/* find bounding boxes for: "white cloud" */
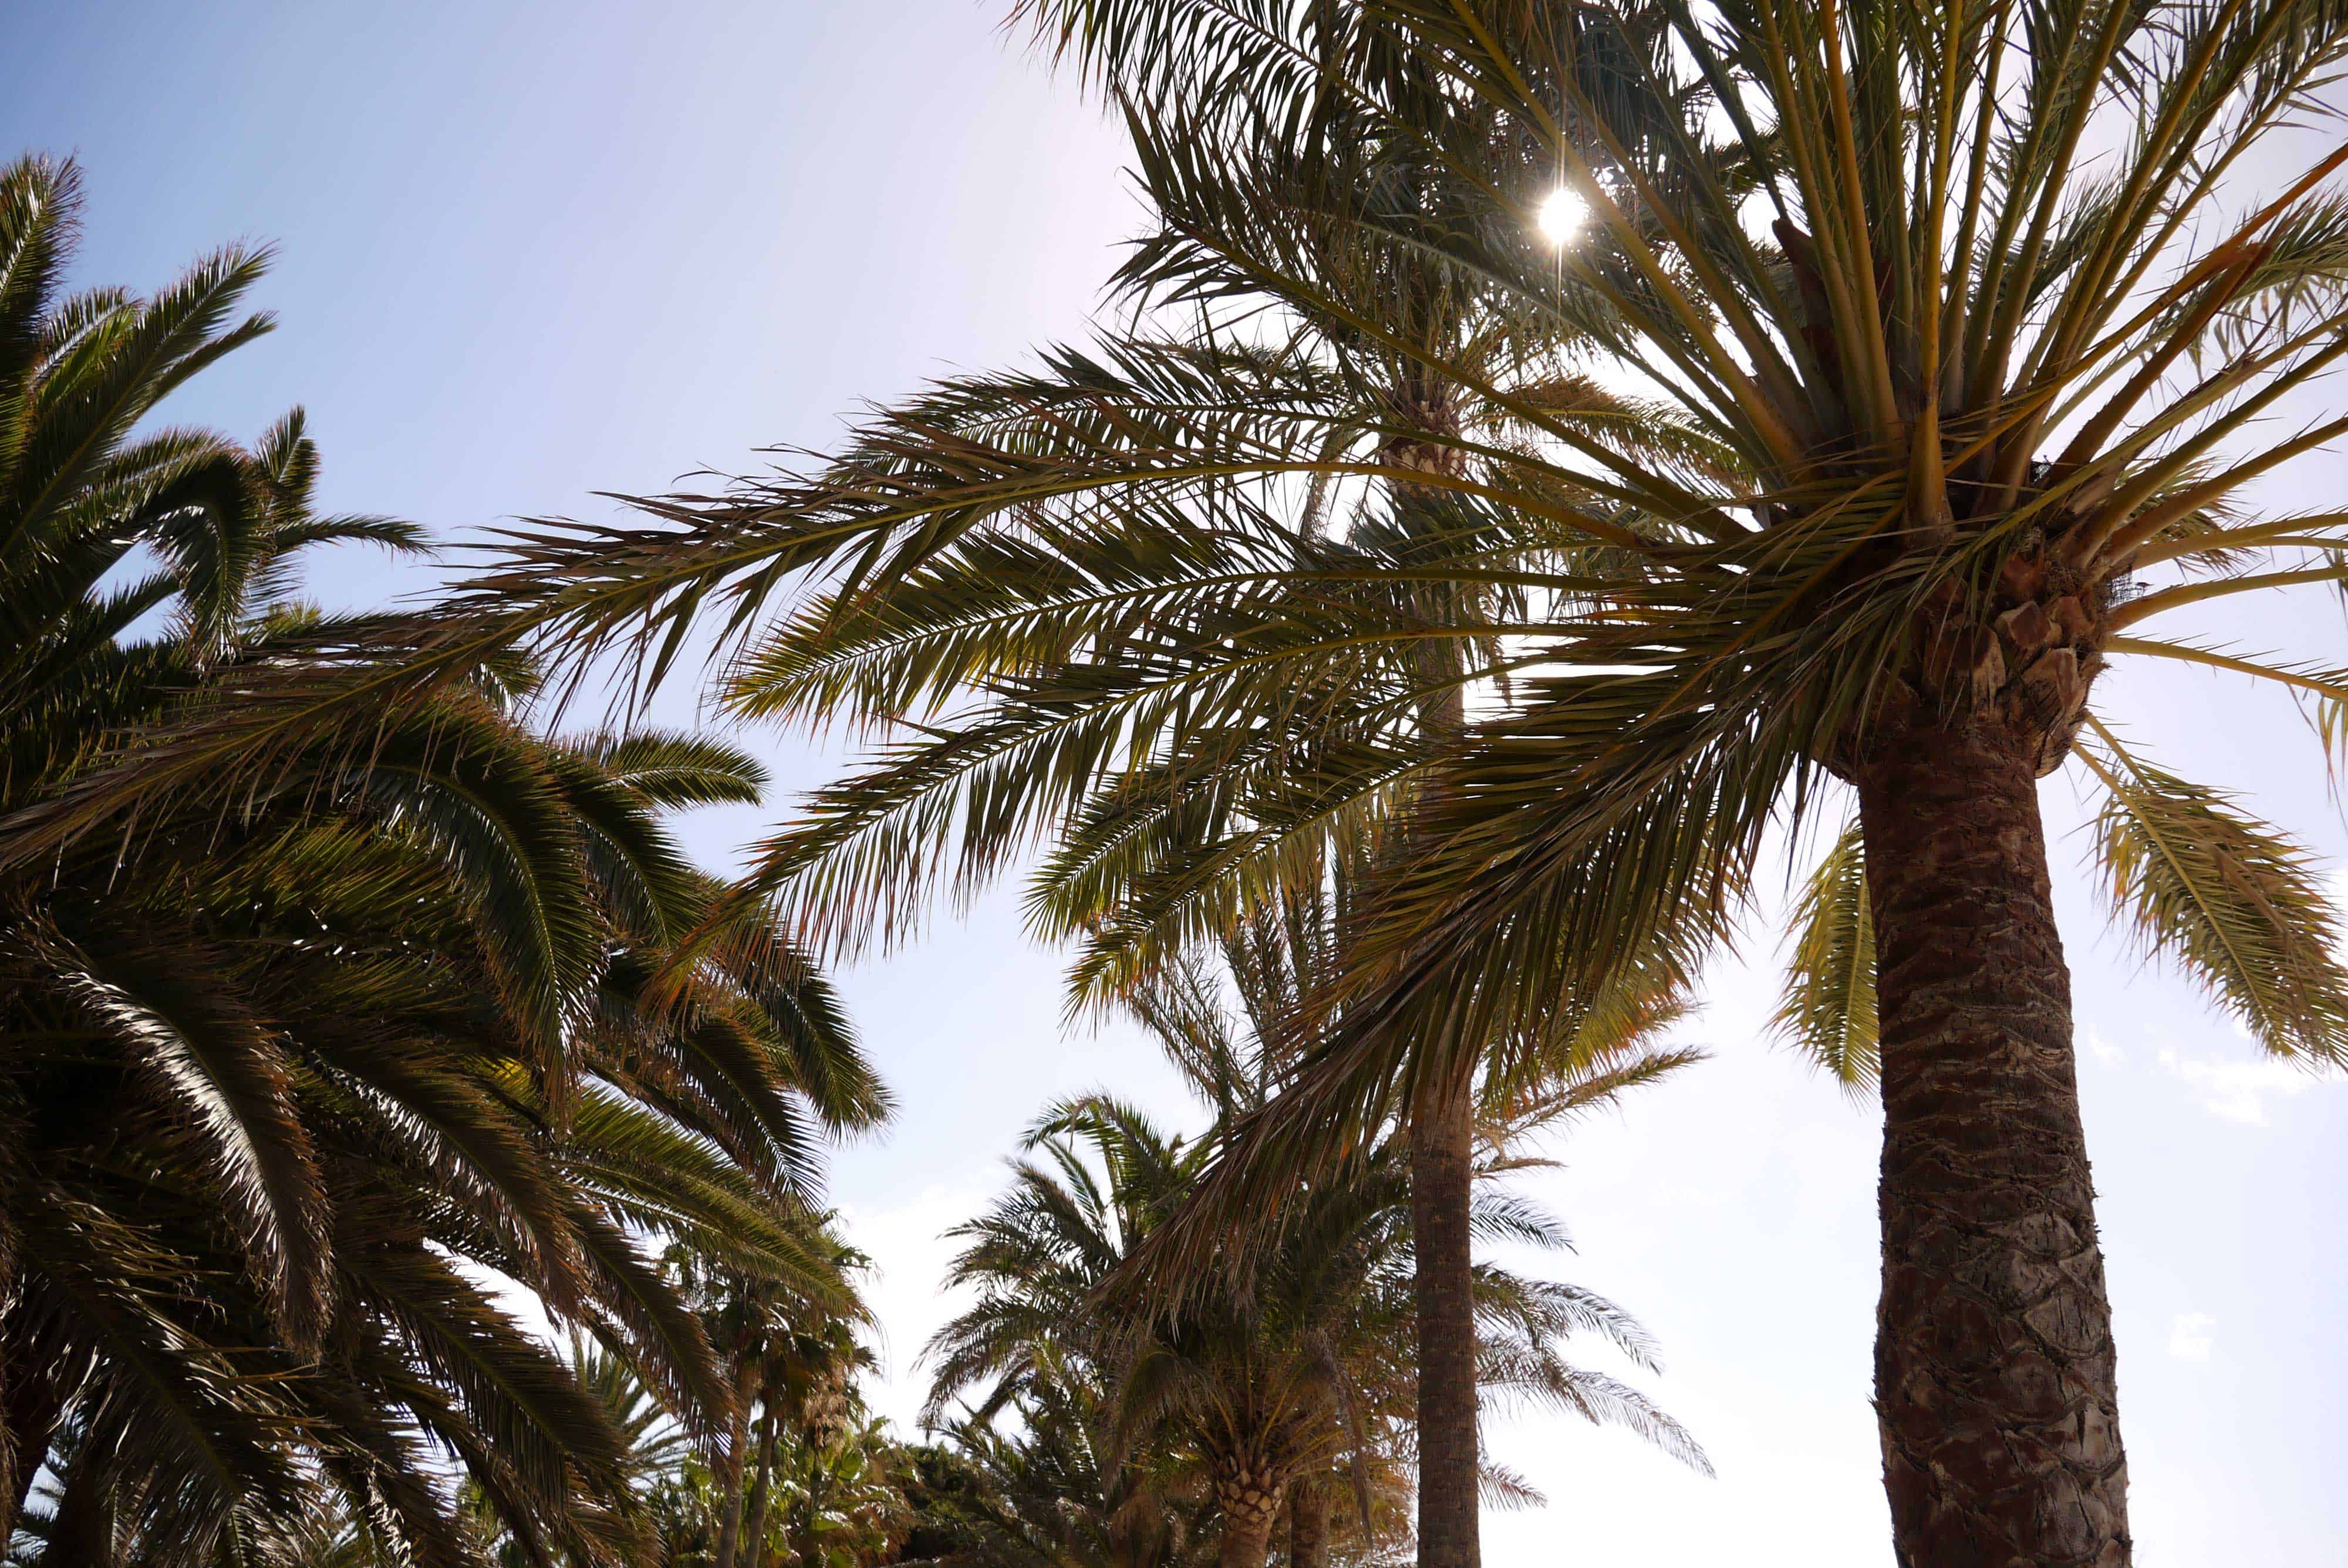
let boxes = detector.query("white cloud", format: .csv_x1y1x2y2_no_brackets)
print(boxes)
2169,1313,2217,1362
837,1182,996,1432
2086,1030,2125,1066
2157,1048,2326,1126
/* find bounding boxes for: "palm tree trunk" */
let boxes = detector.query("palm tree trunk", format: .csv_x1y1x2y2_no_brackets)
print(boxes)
1855,725,2130,1567
1399,513,1483,1568
1213,1468,1285,1568
740,1405,780,1568
712,1360,763,1568
713,1440,747,1568
1409,1079,1480,1568
1287,1475,1332,1568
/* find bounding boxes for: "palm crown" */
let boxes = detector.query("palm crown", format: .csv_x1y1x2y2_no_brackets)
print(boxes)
472,0,2348,1073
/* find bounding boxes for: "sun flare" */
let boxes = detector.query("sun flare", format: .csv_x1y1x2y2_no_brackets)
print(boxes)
1536,185,1585,246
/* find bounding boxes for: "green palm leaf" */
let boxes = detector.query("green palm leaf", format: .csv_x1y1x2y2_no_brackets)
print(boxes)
1772,819,1880,1094
2080,721,2348,1064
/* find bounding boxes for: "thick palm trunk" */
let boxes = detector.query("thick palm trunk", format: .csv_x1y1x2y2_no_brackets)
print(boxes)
1217,1510,1277,1568
1214,1467,1286,1568
1401,503,1482,1568
1855,725,2130,1567
1409,1080,1479,1568
1287,1476,1332,1568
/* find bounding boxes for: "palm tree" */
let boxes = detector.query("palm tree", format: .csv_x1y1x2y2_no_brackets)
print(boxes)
908,1374,1215,1568
669,1236,884,1568
930,895,1705,1568
760,1412,913,1568
4,702,879,1565
1121,858,1698,1568
1051,14,2348,1562
461,2,2348,1556
935,1096,1699,1568
0,152,888,1566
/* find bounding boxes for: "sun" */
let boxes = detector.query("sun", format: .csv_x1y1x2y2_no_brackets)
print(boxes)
1536,186,1585,247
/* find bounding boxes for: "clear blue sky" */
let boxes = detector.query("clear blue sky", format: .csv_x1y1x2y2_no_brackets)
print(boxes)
10,4,2343,1561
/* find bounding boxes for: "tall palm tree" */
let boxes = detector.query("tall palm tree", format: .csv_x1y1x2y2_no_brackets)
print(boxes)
936,1096,1703,1568
1057,13,2348,1564
0,151,888,1566
456,2,2348,1558
1117,856,1698,1568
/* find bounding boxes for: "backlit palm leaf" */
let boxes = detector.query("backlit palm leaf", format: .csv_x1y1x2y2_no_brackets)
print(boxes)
2081,721,2348,1063
1773,820,1880,1094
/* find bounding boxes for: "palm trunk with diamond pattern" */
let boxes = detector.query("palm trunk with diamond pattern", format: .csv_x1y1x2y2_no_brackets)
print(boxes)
1857,724,2130,1567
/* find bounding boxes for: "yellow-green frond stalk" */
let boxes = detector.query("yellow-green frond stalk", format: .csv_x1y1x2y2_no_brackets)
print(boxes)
1772,820,1878,1096
2081,725,2348,1067
2312,682,2348,785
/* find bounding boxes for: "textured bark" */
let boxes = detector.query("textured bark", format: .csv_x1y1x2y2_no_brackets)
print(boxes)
1394,380,1480,1568
1409,1081,1480,1568
1288,1476,1332,1568
1214,1466,1286,1568
1857,725,2130,1567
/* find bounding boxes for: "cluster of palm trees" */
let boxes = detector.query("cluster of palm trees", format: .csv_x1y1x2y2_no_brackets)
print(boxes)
458,3,2348,1563
539,1275,912,1568
917,871,1706,1568
0,154,885,1566
12,0,2348,1562
0,131,1687,1568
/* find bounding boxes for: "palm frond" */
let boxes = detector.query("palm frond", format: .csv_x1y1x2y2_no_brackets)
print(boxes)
2080,720,2348,1063
1772,817,1880,1094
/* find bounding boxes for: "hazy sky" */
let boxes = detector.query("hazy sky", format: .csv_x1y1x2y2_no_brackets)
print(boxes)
9,4,2343,1562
